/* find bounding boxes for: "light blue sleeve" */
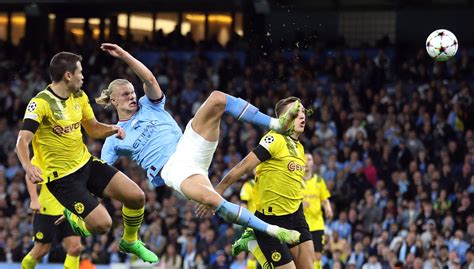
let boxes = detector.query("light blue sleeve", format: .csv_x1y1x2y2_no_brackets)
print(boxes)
101,138,119,165
139,94,166,111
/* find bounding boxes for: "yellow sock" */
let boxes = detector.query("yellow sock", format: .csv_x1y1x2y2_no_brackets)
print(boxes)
64,254,80,269
314,259,322,269
250,244,273,268
122,206,144,242
21,253,37,269
246,255,257,269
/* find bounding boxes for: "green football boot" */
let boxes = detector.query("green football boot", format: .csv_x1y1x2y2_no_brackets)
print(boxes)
119,239,159,263
277,100,300,135
275,227,301,244
232,228,256,256
63,208,91,237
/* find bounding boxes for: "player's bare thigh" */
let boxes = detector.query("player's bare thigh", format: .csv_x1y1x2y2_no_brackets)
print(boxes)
102,171,145,209
191,91,227,142
179,174,224,208
289,240,315,269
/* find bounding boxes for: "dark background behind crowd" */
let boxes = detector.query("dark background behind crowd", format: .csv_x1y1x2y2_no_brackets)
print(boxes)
0,25,473,269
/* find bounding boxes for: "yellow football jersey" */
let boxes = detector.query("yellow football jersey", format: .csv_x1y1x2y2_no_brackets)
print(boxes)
303,174,331,231
240,179,257,213
254,131,306,216
38,184,64,216
23,85,94,183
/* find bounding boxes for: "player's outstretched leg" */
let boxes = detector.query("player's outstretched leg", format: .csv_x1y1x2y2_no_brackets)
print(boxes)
181,176,301,245
223,94,300,135
215,200,301,245
192,91,300,143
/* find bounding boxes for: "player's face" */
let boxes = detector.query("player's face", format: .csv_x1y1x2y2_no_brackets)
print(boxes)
293,103,306,134
112,83,137,114
67,61,84,92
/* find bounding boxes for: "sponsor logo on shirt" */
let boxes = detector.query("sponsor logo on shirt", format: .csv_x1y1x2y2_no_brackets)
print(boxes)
287,160,306,172
52,122,81,135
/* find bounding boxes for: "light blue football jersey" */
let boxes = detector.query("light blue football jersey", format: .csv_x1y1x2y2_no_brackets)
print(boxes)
101,95,182,186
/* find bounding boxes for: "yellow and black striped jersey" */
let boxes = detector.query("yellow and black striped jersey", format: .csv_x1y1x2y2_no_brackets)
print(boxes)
303,174,331,231
23,85,94,183
253,131,306,216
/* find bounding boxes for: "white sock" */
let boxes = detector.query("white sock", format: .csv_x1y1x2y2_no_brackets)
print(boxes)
248,240,258,252
266,224,279,237
269,118,280,130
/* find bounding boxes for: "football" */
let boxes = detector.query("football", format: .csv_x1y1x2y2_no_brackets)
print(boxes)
426,29,458,61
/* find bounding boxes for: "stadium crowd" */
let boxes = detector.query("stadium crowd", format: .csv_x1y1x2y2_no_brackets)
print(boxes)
0,32,473,269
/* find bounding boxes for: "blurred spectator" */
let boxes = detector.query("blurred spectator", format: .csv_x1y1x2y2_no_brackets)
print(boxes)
160,244,182,269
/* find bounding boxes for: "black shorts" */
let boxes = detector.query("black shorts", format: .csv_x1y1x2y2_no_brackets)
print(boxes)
311,230,324,252
46,157,118,218
33,213,76,243
254,204,313,267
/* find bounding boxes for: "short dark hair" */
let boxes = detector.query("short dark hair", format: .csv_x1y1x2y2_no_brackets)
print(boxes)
49,52,82,82
274,96,301,117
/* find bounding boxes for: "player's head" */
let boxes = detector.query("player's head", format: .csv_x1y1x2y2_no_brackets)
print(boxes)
96,79,137,114
49,52,83,92
275,96,306,134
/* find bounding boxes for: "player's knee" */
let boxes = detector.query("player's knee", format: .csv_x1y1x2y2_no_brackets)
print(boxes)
201,191,222,208
207,91,226,110
128,188,145,208
93,216,112,234
31,244,51,259
67,243,82,256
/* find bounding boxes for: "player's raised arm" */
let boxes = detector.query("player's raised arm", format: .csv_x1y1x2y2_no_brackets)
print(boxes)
100,43,163,101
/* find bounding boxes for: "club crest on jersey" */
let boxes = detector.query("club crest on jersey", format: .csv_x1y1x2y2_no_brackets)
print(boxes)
35,232,44,240
264,135,275,144
271,251,281,262
27,102,37,112
74,202,85,214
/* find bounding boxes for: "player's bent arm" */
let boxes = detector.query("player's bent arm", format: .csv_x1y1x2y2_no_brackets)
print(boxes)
105,43,162,100
17,121,44,183
322,199,333,219
25,177,41,211
215,152,261,195
122,52,162,101
82,118,124,139
16,130,35,171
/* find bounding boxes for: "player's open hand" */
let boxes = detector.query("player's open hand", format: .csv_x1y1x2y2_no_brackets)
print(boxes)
100,43,127,58
195,203,214,218
25,164,43,183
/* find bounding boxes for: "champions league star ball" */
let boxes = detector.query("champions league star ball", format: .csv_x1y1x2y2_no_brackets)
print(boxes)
426,29,458,61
